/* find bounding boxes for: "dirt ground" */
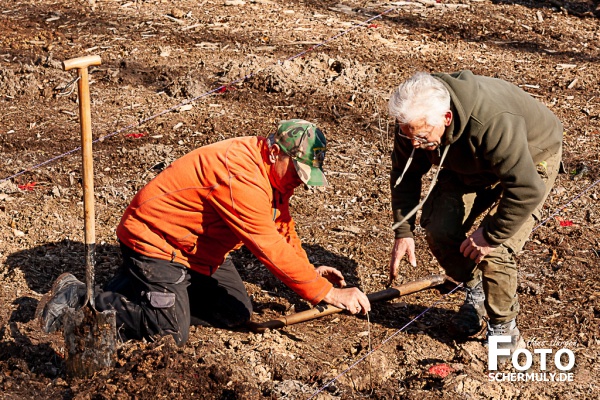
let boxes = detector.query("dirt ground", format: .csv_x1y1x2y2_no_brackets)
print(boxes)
1,0,599,398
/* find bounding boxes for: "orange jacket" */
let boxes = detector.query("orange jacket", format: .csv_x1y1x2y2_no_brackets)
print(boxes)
116,136,332,304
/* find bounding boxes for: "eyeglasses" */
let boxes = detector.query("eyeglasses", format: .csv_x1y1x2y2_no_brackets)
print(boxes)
396,131,430,144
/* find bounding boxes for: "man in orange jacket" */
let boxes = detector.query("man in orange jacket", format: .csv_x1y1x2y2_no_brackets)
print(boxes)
38,119,371,345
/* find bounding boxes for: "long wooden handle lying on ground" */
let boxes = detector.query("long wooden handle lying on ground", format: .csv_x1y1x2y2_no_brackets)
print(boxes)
248,274,446,333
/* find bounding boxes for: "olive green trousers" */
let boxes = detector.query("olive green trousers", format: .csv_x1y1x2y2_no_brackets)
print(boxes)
420,149,561,324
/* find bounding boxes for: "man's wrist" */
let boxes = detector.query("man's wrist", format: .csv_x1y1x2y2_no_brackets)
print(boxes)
481,229,501,246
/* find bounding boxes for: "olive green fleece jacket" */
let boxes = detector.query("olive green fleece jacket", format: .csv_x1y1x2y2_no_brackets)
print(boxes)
391,70,563,246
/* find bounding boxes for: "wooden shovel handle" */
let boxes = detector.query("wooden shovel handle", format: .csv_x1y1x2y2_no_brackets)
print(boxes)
63,55,102,307
248,274,446,333
63,55,102,71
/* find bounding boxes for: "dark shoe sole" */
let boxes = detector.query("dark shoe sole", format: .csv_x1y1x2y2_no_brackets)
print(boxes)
35,273,83,333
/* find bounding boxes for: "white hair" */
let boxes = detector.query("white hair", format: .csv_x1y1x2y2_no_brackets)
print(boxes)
388,72,451,126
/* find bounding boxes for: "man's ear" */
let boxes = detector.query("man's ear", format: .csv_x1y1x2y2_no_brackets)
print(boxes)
444,111,453,126
268,144,281,164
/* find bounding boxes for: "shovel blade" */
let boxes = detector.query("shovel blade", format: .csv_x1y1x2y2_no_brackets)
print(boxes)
63,305,117,378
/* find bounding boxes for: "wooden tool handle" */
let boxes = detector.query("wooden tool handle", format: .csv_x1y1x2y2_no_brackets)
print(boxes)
248,274,446,333
64,55,102,307
63,55,102,71
366,274,447,303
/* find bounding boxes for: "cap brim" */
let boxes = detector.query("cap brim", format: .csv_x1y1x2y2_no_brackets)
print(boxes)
293,160,328,187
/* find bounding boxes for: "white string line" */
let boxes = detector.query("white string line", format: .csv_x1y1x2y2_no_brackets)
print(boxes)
531,175,600,233
307,282,464,399
0,6,400,185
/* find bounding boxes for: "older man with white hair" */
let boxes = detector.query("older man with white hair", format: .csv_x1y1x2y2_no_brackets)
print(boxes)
387,71,562,352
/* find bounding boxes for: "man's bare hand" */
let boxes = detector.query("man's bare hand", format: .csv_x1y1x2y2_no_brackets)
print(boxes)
315,265,346,288
389,237,417,284
460,227,497,263
323,287,371,315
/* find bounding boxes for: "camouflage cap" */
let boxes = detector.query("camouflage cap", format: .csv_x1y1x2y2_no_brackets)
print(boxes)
273,119,328,186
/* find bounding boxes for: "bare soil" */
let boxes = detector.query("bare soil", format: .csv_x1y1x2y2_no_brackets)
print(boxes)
1,0,599,398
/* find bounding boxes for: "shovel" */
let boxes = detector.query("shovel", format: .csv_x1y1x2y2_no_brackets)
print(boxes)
60,55,117,378
248,274,446,333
